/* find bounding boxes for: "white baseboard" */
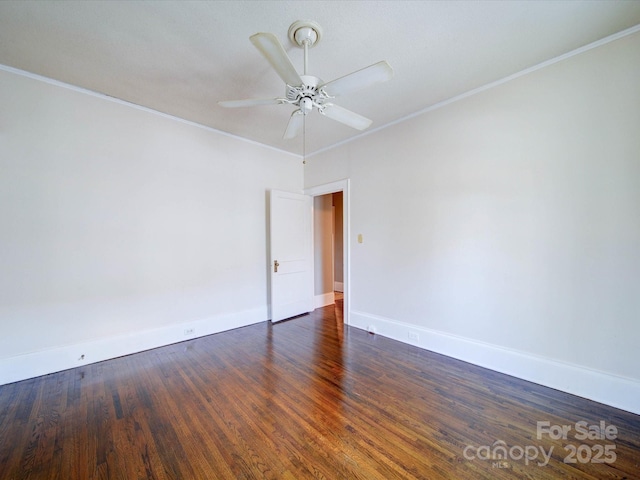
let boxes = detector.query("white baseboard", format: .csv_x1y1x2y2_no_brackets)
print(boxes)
351,310,640,416
0,307,268,386
315,292,335,309
334,282,344,293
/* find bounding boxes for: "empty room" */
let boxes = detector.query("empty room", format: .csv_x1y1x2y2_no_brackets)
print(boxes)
1,1,639,479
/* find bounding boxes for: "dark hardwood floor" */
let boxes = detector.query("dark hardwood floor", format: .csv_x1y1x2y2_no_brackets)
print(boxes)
1,300,639,479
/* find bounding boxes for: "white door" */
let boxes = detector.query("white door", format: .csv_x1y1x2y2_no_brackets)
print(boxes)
270,189,314,322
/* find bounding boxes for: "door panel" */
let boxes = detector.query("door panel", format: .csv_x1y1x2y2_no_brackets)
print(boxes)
270,190,314,322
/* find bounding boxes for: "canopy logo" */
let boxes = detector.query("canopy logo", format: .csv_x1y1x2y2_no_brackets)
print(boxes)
463,440,553,467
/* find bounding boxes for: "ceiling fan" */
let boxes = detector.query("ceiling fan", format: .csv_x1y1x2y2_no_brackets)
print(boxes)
219,20,394,140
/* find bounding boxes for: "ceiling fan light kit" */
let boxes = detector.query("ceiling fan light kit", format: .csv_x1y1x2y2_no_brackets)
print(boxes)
219,20,393,141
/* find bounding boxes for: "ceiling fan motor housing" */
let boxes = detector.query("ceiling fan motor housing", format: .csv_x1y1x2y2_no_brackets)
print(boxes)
285,75,329,113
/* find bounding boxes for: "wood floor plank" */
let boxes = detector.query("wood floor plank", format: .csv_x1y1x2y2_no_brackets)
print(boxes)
1,302,639,479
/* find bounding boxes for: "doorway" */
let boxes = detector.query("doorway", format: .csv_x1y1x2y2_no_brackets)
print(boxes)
313,192,343,314
305,179,350,325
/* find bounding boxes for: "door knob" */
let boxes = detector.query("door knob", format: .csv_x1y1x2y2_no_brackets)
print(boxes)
274,260,279,273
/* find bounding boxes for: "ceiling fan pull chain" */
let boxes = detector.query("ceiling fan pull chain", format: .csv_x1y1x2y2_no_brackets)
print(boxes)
302,114,306,165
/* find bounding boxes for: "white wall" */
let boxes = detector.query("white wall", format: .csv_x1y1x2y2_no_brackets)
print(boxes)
0,68,302,383
305,32,640,414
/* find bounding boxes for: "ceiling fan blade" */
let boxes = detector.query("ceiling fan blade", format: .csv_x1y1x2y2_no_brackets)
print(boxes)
218,98,285,108
250,33,302,87
320,104,372,131
320,61,393,97
283,110,305,139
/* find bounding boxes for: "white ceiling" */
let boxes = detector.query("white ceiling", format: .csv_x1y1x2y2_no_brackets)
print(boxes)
1,1,640,156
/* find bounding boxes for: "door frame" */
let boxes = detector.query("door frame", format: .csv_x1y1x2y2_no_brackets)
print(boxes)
305,179,350,325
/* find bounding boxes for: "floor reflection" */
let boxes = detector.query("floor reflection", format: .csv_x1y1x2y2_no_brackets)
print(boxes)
261,293,348,452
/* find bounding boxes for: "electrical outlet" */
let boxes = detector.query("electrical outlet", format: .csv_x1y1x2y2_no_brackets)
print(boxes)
408,332,419,341
184,328,195,336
